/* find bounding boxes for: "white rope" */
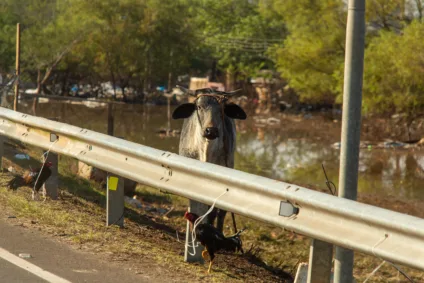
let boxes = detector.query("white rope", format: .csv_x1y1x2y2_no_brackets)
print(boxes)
186,189,228,256
371,233,388,257
32,140,58,200
365,233,415,283
363,261,386,283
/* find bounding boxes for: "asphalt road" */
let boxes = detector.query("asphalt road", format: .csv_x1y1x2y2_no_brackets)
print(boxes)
0,217,148,283
0,257,47,283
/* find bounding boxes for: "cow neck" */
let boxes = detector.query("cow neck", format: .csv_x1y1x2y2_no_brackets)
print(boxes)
195,94,229,167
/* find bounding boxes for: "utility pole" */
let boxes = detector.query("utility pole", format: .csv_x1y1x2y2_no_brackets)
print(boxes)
335,0,366,282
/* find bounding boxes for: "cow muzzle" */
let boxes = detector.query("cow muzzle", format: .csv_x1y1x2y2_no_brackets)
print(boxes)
203,127,219,140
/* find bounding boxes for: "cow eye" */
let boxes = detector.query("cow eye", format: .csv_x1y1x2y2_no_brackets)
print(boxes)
197,105,202,110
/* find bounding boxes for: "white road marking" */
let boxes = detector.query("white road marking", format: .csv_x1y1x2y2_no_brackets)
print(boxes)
0,246,72,283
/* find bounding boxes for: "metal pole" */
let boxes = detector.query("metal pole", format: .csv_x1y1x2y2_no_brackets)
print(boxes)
13,23,20,111
334,0,366,282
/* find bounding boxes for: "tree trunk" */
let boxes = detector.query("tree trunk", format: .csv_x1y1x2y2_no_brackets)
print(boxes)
36,69,42,95
168,72,172,92
31,97,38,116
168,49,173,91
211,60,217,82
62,71,69,96
225,69,235,91
110,69,117,100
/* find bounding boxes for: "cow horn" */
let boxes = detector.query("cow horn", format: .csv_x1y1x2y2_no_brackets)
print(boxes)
194,88,214,95
176,85,196,96
219,89,242,97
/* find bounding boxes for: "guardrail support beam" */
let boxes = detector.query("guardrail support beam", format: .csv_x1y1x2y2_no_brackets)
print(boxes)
307,239,333,283
184,200,208,262
106,173,124,227
43,118,60,200
43,150,59,200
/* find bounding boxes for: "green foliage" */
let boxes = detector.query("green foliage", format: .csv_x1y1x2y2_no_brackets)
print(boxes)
271,0,346,103
194,0,285,80
366,0,405,31
0,1,18,72
362,21,424,116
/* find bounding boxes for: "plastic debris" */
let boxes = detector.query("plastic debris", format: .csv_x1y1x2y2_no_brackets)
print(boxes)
18,253,32,259
14,154,30,160
157,208,167,215
267,117,280,125
383,141,407,148
144,206,155,212
331,142,341,149
124,196,142,209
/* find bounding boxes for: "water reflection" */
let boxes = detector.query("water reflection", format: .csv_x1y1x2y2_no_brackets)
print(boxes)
18,101,424,200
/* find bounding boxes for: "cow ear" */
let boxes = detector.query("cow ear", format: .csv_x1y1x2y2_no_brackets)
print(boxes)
172,103,196,119
224,103,247,120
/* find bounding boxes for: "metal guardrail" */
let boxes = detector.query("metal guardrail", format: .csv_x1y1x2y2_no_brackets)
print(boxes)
0,107,423,271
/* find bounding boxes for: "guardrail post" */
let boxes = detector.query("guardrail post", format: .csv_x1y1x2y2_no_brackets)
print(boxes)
43,150,58,200
43,118,59,200
105,124,124,228
335,0,366,282
184,200,208,262
307,239,333,283
106,173,124,227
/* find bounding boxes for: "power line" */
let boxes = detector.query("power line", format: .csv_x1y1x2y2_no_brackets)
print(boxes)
196,33,284,43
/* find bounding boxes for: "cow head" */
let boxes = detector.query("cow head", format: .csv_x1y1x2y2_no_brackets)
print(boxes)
172,89,246,140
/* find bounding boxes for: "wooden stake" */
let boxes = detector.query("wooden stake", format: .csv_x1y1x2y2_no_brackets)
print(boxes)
13,23,20,111
107,103,114,136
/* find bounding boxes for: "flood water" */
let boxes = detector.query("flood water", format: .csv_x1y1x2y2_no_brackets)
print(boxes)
18,100,424,201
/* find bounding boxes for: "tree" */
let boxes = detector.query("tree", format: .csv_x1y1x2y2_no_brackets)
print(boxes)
362,21,424,139
0,1,18,73
193,0,285,89
366,0,405,31
2,0,93,94
271,0,346,103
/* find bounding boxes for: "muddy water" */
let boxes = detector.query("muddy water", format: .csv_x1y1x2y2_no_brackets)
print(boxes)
19,100,424,201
